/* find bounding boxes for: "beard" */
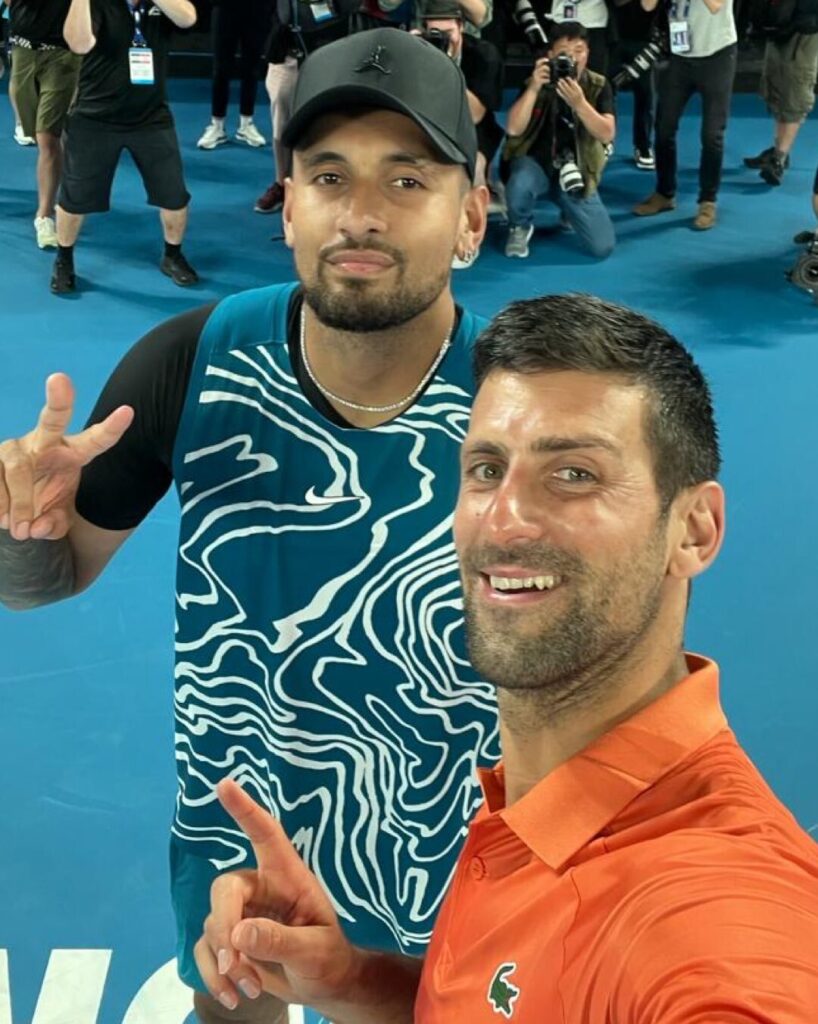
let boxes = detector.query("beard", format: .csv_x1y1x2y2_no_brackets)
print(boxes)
460,530,667,715
298,243,451,333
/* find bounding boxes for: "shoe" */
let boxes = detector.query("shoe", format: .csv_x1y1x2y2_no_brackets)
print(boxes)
50,258,75,294
452,247,480,270
34,216,58,249
14,123,36,146
793,229,817,245
633,192,676,216
743,146,790,170
197,121,228,149
505,225,534,259
254,181,285,213
760,155,786,186
634,148,655,170
160,251,199,287
693,201,717,230
236,122,267,148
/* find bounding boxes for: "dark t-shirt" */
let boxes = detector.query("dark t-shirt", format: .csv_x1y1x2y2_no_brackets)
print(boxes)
527,75,614,174
72,0,174,126
76,294,463,530
461,35,504,112
9,0,72,47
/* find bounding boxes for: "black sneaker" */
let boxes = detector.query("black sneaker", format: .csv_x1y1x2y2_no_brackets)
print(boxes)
50,258,76,294
160,251,199,287
744,146,775,169
794,229,817,245
760,156,785,186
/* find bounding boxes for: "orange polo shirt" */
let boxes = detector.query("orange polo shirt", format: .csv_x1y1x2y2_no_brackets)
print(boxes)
416,655,818,1022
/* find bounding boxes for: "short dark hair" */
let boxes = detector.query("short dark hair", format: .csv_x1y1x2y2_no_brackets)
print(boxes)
472,294,721,509
548,21,589,46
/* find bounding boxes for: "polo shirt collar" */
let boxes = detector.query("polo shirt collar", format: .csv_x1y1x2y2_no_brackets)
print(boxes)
477,654,727,871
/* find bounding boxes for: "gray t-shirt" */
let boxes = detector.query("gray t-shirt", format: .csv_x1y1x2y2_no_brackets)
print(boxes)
671,0,736,58
549,0,609,28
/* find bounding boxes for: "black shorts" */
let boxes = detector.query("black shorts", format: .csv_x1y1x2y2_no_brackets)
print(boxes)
58,112,191,214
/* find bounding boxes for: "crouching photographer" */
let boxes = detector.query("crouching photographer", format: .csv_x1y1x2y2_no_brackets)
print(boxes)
503,22,616,260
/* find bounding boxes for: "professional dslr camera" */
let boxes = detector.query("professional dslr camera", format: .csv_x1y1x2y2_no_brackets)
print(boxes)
420,27,452,52
548,52,578,82
786,231,818,304
612,16,670,88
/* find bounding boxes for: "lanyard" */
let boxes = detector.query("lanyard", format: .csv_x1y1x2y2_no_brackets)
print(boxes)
672,0,691,18
128,0,147,47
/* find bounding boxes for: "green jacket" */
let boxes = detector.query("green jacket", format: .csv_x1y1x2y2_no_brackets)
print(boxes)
504,69,611,197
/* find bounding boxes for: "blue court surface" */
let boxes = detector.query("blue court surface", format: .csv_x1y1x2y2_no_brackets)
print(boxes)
0,76,816,1024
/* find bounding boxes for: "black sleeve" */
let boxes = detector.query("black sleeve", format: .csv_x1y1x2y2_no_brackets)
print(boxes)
75,303,216,531
594,79,615,116
462,37,504,111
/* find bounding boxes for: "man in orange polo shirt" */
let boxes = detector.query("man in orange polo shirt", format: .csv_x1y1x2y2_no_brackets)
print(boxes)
192,294,818,1023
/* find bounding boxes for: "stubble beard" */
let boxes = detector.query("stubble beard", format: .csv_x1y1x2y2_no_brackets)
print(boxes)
461,532,667,723
300,255,451,334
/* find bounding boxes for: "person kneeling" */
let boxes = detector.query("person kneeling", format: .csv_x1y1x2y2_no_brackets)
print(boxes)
504,22,616,260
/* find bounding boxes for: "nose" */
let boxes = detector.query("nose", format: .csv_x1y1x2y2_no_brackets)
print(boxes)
335,180,388,239
482,471,546,545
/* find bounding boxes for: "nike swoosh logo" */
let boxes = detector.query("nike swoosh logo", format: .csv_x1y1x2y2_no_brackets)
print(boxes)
304,486,365,506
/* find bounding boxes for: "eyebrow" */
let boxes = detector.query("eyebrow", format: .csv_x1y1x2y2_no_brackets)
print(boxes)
299,150,439,171
462,436,622,459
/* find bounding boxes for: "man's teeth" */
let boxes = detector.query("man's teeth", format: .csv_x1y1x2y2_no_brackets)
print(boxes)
488,574,559,592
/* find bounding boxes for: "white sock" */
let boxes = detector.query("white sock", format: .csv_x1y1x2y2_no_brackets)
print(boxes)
212,116,225,129
240,115,254,130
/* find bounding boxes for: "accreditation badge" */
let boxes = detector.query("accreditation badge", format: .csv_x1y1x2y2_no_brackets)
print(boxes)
128,46,155,85
669,20,691,53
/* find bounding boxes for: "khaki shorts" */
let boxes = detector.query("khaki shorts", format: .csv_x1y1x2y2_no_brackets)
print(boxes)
10,47,81,138
760,33,818,123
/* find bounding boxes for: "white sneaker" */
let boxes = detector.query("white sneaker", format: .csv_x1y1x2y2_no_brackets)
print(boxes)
236,121,267,148
505,225,534,259
452,247,480,270
34,216,58,249
197,122,228,149
14,123,36,146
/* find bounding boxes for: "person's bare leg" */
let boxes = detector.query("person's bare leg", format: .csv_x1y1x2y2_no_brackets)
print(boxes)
160,205,188,244
774,118,802,157
55,206,84,246
812,190,818,222
36,132,62,219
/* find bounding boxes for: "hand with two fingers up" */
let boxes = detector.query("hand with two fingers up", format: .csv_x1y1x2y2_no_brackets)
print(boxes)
0,372,133,542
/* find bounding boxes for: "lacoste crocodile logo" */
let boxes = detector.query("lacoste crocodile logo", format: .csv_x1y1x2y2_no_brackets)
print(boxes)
488,962,520,1018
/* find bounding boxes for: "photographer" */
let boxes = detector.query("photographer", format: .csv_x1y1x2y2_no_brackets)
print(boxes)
742,0,818,186
53,0,199,294
416,0,493,36
420,0,504,256
612,0,659,168
503,21,616,260
633,0,737,230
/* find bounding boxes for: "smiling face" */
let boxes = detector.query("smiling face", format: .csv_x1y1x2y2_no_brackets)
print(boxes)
283,108,483,333
455,369,676,695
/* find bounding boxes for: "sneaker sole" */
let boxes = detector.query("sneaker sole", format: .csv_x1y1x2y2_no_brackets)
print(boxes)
197,137,228,150
236,135,266,148
254,204,282,214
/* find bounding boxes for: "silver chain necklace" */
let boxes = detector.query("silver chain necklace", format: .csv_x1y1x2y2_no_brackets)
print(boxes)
299,309,452,414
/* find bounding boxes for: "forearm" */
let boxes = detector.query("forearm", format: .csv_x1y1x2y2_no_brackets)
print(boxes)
314,950,421,1024
459,0,489,28
576,102,615,144
0,534,76,611
641,0,660,10
506,89,538,136
63,0,95,54
467,88,487,124
700,0,724,13
153,0,197,29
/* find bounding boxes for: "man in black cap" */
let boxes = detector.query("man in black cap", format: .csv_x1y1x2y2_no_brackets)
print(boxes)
0,27,490,1024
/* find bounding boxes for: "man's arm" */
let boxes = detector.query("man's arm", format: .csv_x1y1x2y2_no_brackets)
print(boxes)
63,0,96,54
153,0,197,29
506,58,549,136
556,78,615,145
700,0,725,14
467,88,487,124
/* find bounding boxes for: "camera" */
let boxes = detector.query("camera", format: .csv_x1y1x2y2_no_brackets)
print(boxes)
786,232,818,304
612,20,670,88
420,27,452,52
549,53,578,82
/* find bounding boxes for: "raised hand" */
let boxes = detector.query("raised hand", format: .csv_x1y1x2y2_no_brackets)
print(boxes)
0,373,133,542
195,779,360,1014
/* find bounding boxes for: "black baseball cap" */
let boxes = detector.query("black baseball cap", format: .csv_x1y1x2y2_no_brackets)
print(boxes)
421,0,465,19
282,28,477,180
